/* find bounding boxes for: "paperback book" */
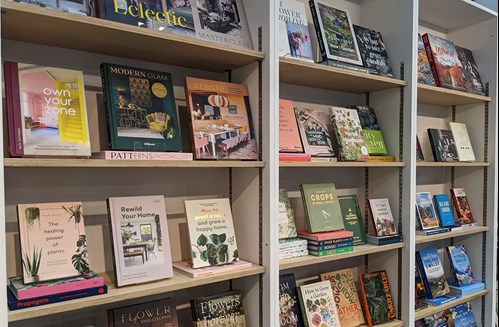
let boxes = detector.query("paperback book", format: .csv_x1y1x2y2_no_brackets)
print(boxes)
338,195,367,245
368,198,397,236
352,25,394,77
279,189,298,239
279,273,304,327
455,45,485,95
294,106,335,158
423,309,452,327
446,244,475,286
190,290,246,326
358,270,396,326
450,302,477,327
416,247,450,299
350,105,387,156
427,129,459,162
448,122,475,162
278,0,314,61
330,106,369,161
279,99,304,153
300,183,344,233
173,259,251,278
433,194,456,228
109,298,178,327
417,34,436,86
297,280,341,327
416,192,440,230
450,188,475,225
416,135,425,161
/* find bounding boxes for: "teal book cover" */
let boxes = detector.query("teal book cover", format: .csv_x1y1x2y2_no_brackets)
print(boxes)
338,195,366,245
300,183,344,233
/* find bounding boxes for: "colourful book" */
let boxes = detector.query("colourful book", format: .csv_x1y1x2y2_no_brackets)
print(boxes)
294,106,335,158
300,183,344,233
279,189,298,239
427,129,459,162
338,195,367,245
352,25,394,77
173,260,252,278
349,105,388,156
279,273,305,327
279,99,304,153
368,198,397,236
448,122,475,162
308,246,353,256
297,280,341,327
190,290,246,326
358,270,396,326
449,281,485,296
446,244,476,286
450,188,475,225
307,240,353,251
109,298,178,327
433,194,456,228
455,45,485,95
416,192,440,230
330,106,369,161
417,33,436,86
93,151,192,160
279,153,311,162
107,195,173,287
17,202,89,284
278,0,314,61
185,77,257,160
450,302,477,327
416,247,450,299
297,229,353,242
423,309,452,326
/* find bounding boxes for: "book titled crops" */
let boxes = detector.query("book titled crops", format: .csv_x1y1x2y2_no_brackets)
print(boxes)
297,281,341,327
101,63,181,152
279,99,303,153
449,122,475,162
107,195,173,287
358,270,396,326
427,129,459,162
278,0,314,61
450,188,475,225
446,244,476,286
17,202,88,284
330,107,369,161
417,34,436,86
279,189,298,239
109,298,178,327
279,273,304,327
416,192,440,230
352,25,394,77
190,290,246,327
416,247,450,299
338,195,366,245
294,106,335,158
368,198,397,237
350,105,387,156
433,194,456,228
300,183,344,233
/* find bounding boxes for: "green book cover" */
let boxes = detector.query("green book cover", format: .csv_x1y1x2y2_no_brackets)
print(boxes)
362,130,387,155
338,195,367,245
308,246,353,256
300,183,344,233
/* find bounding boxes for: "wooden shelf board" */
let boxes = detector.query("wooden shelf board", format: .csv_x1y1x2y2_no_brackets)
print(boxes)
280,161,406,168
416,226,489,244
417,161,490,167
279,57,406,93
360,320,404,327
414,290,488,320
8,264,265,322
3,158,265,168
417,84,491,106
0,1,264,72
279,243,405,270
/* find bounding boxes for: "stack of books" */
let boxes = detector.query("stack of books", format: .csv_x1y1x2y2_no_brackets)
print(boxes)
278,238,308,260
297,230,354,257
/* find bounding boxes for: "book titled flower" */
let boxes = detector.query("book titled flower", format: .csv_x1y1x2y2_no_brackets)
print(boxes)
416,247,450,299
279,273,304,327
191,290,246,327
358,270,396,326
297,280,341,327
415,192,440,230
446,244,476,286
368,198,397,236
109,298,178,327
330,107,369,161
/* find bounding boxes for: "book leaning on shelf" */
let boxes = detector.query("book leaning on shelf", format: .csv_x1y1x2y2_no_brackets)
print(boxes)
352,25,395,77
446,244,477,287
300,183,344,233
337,195,367,245
279,100,304,154
278,0,314,62
279,273,305,327
449,122,476,162
416,247,450,299
415,192,446,234
348,105,388,157
190,290,246,326
368,198,397,237
297,280,341,327
450,188,477,226
108,298,178,327
427,128,459,162
330,106,370,161
358,270,396,326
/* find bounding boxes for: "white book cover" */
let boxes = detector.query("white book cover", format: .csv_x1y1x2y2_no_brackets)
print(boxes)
298,280,341,327
107,195,173,287
449,122,475,162
278,0,314,61
184,198,239,268
369,198,397,236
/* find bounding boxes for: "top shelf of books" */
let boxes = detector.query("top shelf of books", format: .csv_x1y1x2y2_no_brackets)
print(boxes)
0,0,265,72
417,83,492,106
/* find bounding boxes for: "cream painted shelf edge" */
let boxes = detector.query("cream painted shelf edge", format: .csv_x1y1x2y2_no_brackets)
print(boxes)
417,83,492,106
280,162,406,168
415,226,489,244
416,162,490,167
414,290,489,320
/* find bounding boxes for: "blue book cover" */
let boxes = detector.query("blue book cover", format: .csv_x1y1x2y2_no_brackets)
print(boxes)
450,302,477,327
449,281,485,296
416,247,450,299
423,310,451,326
446,244,475,286
434,194,456,227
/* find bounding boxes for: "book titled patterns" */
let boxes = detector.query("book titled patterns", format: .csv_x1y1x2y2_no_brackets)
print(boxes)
416,192,440,230
446,244,476,286
433,194,456,228
278,0,314,61
450,188,475,225
368,198,397,236
352,25,394,77
455,45,485,95
300,183,344,233
416,247,450,299
448,122,475,162
417,34,436,86
279,189,298,239
350,105,388,155
279,273,304,327
297,280,341,327
279,99,303,153
190,290,246,327
338,195,367,245
427,129,459,162
358,270,396,326
330,107,369,161
450,302,477,327
109,298,178,327
294,106,335,158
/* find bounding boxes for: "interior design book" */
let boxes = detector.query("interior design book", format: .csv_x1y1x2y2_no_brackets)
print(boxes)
107,195,173,287
185,76,257,160
350,105,388,156
93,150,192,161
279,99,303,153
416,247,450,299
338,195,367,245
450,188,475,225
368,198,397,236
416,192,440,230
448,122,475,162
294,106,335,158
279,189,298,239
450,302,477,327
17,0,95,15
455,45,485,95
330,106,369,161
279,273,304,327
358,270,396,326
297,280,341,327
278,0,313,61
417,33,436,86
173,259,251,278
101,63,181,151
446,244,476,286
109,298,178,327
433,194,456,228
427,128,459,162
184,198,239,268
17,202,88,284
4,62,91,157
309,0,362,65
190,290,246,326
352,25,394,77
300,183,344,233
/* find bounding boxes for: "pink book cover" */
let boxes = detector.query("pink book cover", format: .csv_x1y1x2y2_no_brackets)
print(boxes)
297,229,353,241
4,61,24,156
173,259,252,278
279,153,311,162
279,99,303,153
93,151,193,161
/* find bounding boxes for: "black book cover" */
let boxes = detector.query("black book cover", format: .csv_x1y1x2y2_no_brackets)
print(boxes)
279,273,304,327
455,45,485,95
427,129,459,162
352,25,394,77
191,290,245,326
416,135,425,161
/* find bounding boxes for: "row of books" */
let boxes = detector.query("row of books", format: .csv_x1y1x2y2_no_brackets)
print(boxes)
423,125,476,163
416,302,478,327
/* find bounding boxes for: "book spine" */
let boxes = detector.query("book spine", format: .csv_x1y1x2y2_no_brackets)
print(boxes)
100,63,114,149
296,287,310,327
308,241,353,251
4,62,24,156
184,78,201,160
449,188,461,224
367,201,380,237
309,246,353,256
358,274,373,327
308,237,353,246
427,129,440,162
422,34,441,87
309,0,327,62
14,276,104,300
299,185,313,233
106,198,120,287
380,271,396,320
415,251,434,299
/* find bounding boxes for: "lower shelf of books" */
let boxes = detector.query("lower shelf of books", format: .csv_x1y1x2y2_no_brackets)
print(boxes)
359,320,405,327
414,289,488,320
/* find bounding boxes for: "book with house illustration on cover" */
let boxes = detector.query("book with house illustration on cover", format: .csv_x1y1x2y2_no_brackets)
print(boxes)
294,106,335,159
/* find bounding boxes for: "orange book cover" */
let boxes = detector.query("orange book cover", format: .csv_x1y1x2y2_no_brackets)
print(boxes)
279,99,303,153
358,273,373,326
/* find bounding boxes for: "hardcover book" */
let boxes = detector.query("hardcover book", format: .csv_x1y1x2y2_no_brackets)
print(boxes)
297,229,353,242
300,183,344,233
338,195,367,245
308,246,353,256
93,151,192,161
307,240,353,251
416,135,425,161
350,105,388,155
17,0,95,15
109,298,178,327
107,195,173,287
446,244,476,286
417,34,436,85
427,129,459,162
358,270,396,326
173,259,251,278
17,202,89,284
297,281,341,327
416,247,450,299
185,77,257,160
433,194,456,228
415,266,428,311
330,106,369,161
449,281,485,296
279,99,303,153
278,0,314,61
450,302,477,327
368,198,397,236
423,310,452,327
279,273,304,327
190,290,246,326
352,25,394,77
416,192,440,230
4,62,91,157
279,189,298,239
294,106,335,158
366,234,403,246
455,45,485,95
450,188,475,225
448,122,475,162
184,198,239,268
101,63,181,151
319,268,365,327
309,0,362,65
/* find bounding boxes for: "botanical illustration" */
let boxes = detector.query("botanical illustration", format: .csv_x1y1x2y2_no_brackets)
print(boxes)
353,25,394,77
279,292,300,327
305,296,340,327
361,275,390,324
192,233,238,266
22,247,42,283
278,189,297,239
330,107,368,161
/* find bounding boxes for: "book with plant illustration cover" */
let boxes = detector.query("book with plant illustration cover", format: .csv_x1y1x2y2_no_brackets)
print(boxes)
300,183,344,233
17,202,89,284
190,290,246,326
358,270,396,326
330,107,369,161
428,129,459,162
107,195,173,287
294,106,335,158
416,247,450,299
455,45,485,95
279,99,303,153
349,105,387,156
446,244,476,286
368,198,397,236
109,298,178,327
450,188,475,225
450,302,477,327
184,198,239,268
279,273,304,327
417,34,436,86
338,195,366,245
278,0,313,62
416,192,440,230
279,189,298,239
297,280,341,327
319,268,365,327
352,25,394,77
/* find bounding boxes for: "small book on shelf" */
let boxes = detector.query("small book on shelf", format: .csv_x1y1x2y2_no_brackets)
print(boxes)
448,281,485,296
417,34,436,86
352,25,394,77
416,247,450,299
448,122,476,162
433,194,456,228
446,244,476,286
450,302,478,326
190,290,246,326
300,183,344,233
337,195,367,245
294,106,335,159
415,192,441,230
108,298,178,327
416,135,425,161
348,105,388,156
455,45,485,95
297,229,353,242
450,188,476,226
279,99,304,153
427,128,459,162
92,151,193,161
279,273,305,327
297,280,341,327
358,270,396,326
368,198,397,237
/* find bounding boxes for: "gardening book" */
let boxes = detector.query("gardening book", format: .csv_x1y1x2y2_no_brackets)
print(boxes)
455,45,485,95
279,99,303,153
190,290,246,326
4,61,91,157
427,129,459,162
279,273,304,327
300,183,344,233
368,198,397,236
294,106,335,158
448,122,475,162
433,194,456,228
416,192,440,230
279,189,298,239
358,270,396,326
416,247,450,299
185,77,257,160
101,63,181,152
450,188,475,225
107,195,173,287
330,106,369,161
446,244,476,286
108,298,178,327
173,259,251,278
338,195,367,245
297,229,353,242
349,105,388,156
309,0,362,65
319,268,365,327
352,25,394,77
184,198,239,268
297,280,341,327
417,33,436,86
450,302,477,327
17,202,89,284
278,0,314,61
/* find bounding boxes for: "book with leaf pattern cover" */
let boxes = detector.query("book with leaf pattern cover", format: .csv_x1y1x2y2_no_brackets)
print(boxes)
358,270,396,326
349,105,387,156
330,107,369,161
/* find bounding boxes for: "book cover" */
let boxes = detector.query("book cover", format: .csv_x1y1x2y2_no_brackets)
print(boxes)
17,202,89,284
185,76,257,160
416,135,425,161
279,99,304,153
278,0,314,61
368,198,397,236
433,194,456,228
450,302,477,327
93,151,193,161
191,0,253,49
184,198,239,268
109,298,178,327
279,189,298,239
300,183,344,233
417,34,436,85
423,310,452,327
294,106,335,157
173,259,251,278
350,105,388,156
297,281,341,327
352,25,394,77
190,290,246,326
422,33,467,91
455,45,485,95
416,247,450,299
338,195,367,245
4,62,91,157
101,63,181,152
415,266,428,311
107,195,173,287
416,192,440,230
450,188,475,225
358,270,396,326
17,0,95,15
309,0,362,65
448,122,475,162
330,106,369,161
427,129,459,162
446,244,476,286
279,273,304,327
319,268,365,327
